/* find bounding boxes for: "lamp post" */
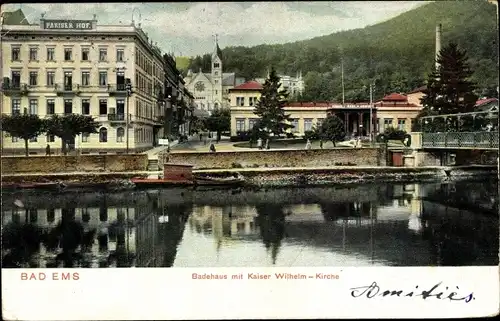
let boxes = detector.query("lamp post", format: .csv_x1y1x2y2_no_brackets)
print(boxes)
369,83,373,143
125,79,132,154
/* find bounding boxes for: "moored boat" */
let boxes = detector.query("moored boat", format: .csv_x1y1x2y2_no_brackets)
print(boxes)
194,174,245,187
130,177,194,189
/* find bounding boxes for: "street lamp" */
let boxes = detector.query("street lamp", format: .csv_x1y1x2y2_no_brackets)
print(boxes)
125,79,132,154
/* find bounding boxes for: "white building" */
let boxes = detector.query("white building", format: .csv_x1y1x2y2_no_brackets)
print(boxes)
1,10,168,154
255,71,305,98
183,39,245,115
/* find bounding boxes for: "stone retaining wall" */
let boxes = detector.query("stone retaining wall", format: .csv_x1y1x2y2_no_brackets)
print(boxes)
1,154,148,174
166,148,386,169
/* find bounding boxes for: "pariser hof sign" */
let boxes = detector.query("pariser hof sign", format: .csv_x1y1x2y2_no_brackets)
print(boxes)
43,20,93,30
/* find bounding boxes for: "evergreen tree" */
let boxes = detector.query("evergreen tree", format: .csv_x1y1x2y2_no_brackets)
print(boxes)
253,67,292,141
416,42,478,131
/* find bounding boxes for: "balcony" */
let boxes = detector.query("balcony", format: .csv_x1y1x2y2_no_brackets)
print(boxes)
2,83,29,96
107,84,128,96
55,83,81,96
108,113,126,122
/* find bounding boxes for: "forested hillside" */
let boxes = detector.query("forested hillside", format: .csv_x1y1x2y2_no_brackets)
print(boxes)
180,1,498,101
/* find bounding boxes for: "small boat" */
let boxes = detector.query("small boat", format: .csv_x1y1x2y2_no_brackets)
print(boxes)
60,182,110,191
6,182,63,191
194,174,245,187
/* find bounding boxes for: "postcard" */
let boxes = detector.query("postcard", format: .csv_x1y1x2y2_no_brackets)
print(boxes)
1,1,499,320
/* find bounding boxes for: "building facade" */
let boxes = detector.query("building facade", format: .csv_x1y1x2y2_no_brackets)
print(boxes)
183,40,245,116
0,11,175,154
229,81,423,137
254,71,304,99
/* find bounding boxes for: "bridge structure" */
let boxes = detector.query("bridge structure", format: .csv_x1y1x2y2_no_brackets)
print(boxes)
416,110,498,150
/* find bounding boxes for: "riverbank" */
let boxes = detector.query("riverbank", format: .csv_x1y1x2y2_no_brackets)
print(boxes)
1,165,496,189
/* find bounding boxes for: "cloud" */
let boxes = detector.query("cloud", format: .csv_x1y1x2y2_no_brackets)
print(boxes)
2,2,425,56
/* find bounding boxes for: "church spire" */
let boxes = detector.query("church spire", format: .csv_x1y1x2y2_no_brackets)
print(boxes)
214,34,223,60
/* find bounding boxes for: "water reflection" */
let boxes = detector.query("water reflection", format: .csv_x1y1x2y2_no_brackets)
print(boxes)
1,181,498,268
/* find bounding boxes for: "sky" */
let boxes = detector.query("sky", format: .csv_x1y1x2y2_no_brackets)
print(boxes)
2,2,426,57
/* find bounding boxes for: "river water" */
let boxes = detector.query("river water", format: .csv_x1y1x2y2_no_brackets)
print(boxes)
1,181,498,268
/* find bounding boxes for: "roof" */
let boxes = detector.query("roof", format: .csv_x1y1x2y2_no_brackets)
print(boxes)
2,9,30,25
475,98,498,106
407,85,427,94
381,93,408,101
230,81,263,91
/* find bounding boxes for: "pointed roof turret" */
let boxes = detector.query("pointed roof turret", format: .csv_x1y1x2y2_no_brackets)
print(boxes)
213,34,223,60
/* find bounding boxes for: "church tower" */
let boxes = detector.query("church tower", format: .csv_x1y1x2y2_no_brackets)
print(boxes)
211,34,223,109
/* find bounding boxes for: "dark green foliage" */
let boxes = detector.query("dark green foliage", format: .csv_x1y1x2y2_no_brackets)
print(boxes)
1,113,45,156
205,108,230,141
416,42,479,132
319,114,345,147
383,127,408,142
45,114,100,155
182,1,497,99
253,67,292,138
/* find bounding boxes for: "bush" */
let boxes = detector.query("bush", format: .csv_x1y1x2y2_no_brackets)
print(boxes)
303,130,320,141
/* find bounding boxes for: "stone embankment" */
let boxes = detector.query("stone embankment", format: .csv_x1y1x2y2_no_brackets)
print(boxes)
1,165,496,189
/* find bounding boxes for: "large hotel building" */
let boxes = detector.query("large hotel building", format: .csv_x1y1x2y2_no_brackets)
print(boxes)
1,10,189,154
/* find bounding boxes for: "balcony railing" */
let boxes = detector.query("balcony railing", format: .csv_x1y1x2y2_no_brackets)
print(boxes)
55,83,81,95
2,83,29,96
422,131,499,149
108,113,126,121
107,84,128,95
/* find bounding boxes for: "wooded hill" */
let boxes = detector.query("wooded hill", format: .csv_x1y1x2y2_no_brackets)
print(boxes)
180,1,498,101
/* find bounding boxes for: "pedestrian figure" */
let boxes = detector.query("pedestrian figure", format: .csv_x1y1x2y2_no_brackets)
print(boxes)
265,139,270,150
45,144,51,156
305,139,312,150
319,140,323,149
209,143,216,153
257,138,263,150
199,133,203,142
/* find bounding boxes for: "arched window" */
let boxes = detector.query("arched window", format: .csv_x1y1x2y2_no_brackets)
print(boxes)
214,102,219,109
99,127,108,143
116,127,124,142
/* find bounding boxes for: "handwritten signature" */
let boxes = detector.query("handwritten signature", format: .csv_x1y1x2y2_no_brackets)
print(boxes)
350,282,474,303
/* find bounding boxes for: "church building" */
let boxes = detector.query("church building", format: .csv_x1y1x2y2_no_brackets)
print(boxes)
184,38,245,115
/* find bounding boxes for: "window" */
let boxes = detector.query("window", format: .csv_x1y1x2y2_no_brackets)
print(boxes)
46,99,55,115
64,71,72,90
116,49,124,62
99,128,108,142
236,118,245,132
384,118,393,129
214,62,220,68
46,71,55,86
99,99,108,115
81,48,89,61
116,127,125,142
99,71,107,86
29,99,38,114
11,99,21,115
82,132,89,142
116,71,125,90
11,47,20,61
249,97,259,106
304,118,313,132
64,48,72,61
81,71,90,86
29,47,38,61
116,99,125,115
47,134,55,142
291,119,299,133
81,99,90,115
99,48,107,61
214,71,218,76
11,71,21,88
46,48,55,61
29,71,38,86
236,97,244,106
64,99,72,114
215,79,218,84
397,119,406,130
249,119,258,130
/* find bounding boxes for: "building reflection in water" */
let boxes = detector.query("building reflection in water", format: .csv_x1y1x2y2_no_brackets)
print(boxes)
2,182,498,267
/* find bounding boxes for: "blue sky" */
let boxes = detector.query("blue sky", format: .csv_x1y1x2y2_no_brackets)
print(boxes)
2,2,426,56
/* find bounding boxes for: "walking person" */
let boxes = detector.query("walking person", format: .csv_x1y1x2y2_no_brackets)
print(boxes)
319,140,323,149
45,144,51,156
305,139,312,150
257,137,263,150
209,143,216,153
265,139,270,150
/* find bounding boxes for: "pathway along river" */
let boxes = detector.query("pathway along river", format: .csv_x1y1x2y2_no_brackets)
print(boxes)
1,180,498,268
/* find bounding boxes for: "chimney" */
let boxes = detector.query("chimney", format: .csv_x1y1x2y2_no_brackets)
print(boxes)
435,24,442,70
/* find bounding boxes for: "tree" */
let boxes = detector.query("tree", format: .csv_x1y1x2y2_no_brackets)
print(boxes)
319,114,345,147
1,113,45,156
205,107,230,142
253,67,293,143
44,114,100,155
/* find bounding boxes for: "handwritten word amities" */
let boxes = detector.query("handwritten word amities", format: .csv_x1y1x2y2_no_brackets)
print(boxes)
21,272,79,281
349,281,474,303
